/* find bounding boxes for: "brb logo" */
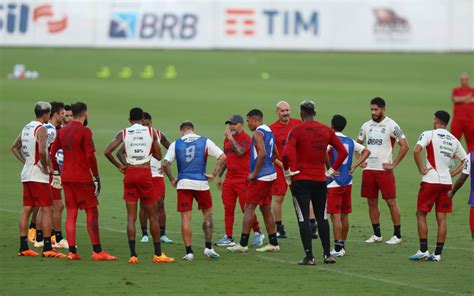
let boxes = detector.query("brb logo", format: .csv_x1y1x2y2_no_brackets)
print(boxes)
224,8,318,37
109,11,198,40
0,3,68,34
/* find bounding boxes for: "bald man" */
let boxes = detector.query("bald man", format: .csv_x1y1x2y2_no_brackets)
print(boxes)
451,72,474,152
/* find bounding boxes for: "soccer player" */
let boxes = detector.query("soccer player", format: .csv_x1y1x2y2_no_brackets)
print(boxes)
215,115,264,247
104,108,174,264
50,102,116,261
11,101,65,258
269,101,304,238
227,109,280,253
63,104,73,125
162,121,225,261
283,101,348,265
449,152,473,239
451,72,474,152
357,97,409,244
409,111,467,261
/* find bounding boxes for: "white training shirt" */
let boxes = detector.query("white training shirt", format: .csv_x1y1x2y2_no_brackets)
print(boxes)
20,121,49,183
462,153,471,175
358,116,405,171
416,129,467,184
327,132,366,188
123,123,153,165
164,133,224,190
150,129,163,178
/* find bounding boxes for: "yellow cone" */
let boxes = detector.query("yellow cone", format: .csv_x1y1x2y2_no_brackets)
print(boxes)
141,65,154,79
164,65,177,79
96,66,111,79
118,67,132,78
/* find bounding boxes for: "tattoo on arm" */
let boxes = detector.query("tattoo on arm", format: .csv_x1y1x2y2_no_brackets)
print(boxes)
213,155,226,177
219,162,227,177
229,138,245,156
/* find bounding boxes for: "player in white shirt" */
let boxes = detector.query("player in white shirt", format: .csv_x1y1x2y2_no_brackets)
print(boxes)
11,102,66,258
357,97,409,245
162,121,226,261
410,111,467,261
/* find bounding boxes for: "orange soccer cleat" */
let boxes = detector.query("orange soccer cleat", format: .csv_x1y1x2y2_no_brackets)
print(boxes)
42,249,67,258
128,256,139,264
67,252,81,260
153,253,175,263
18,249,39,257
92,251,118,261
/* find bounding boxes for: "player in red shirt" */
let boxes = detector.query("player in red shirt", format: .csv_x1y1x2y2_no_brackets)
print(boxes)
215,115,264,247
50,102,117,261
451,72,474,152
283,101,348,265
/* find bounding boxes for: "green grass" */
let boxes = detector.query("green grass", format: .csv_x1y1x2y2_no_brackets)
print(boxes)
0,48,473,295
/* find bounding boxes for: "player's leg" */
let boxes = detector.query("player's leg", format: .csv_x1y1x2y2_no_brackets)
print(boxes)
202,207,219,259
309,202,318,239
28,206,38,243
237,182,263,246
433,212,447,261
126,201,139,262
380,171,401,244
157,199,171,242
217,181,237,246
291,180,314,263
180,210,194,260
409,182,433,260
142,201,174,263
52,198,67,248
40,204,65,257
18,205,37,256
139,203,149,243
361,170,383,242
227,203,257,252
34,208,44,248
340,185,352,247
65,207,79,255
429,186,452,261
273,168,288,238
341,214,350,241
311,182,333,263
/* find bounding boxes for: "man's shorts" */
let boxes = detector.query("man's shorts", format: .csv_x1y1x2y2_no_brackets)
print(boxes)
361,170,396,199
247,180,275,206
417,182,452,213
327,185,352,214
151,177,166,202
63,182,98,210
123,166,155,206
23,182,53,207
272,166,288,196
177,189,212,212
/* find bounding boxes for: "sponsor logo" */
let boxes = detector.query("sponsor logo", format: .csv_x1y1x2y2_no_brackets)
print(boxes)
373,8,409,34
368,138,383,145
0,3,67,34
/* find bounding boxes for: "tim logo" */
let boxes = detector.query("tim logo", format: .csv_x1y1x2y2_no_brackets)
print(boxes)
0,3,68,34
373,8,409,34
224,9,256,36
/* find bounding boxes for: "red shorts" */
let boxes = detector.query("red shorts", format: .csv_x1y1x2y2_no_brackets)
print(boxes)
23,182,53,207
272,167,288,196
247,180,275,206
123,166,155,206
63,182,98,210
470,206,474,231
327,185,352,214
417,182,452,213
151,177,165,202
48,175,62,201
177,189,212,212
361,170,396,199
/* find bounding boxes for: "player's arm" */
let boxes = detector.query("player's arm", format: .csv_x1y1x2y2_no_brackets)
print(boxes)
449,173,469,198
451,91,471,103
115,144,127,166
451,142,468,177
159,131,171,150
225,128,246,156
104,131,126,173
36,126,50,174
351,145,371,173
152,130,162,161
413,144,431,175
248,131,266,181
450,160,466,177
205,139,226,182
384,125,409,170
11,133,25,163
162,142,177,187
216,162,226,190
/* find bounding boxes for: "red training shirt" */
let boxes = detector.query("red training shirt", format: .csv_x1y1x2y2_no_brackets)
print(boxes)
452,87,474,117
282,120,348,182
223,131,251,180
51,121,99,183
269,118,302,161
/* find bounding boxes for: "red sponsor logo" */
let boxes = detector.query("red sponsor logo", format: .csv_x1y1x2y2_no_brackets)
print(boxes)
33,4,68,33
225,9,255,37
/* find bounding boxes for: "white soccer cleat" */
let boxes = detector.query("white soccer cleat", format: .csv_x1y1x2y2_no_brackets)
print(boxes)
226,244,249,253
140,235,149,243
428,253,441,262
182,253,194,261
364,235,383,243
408,250,430,261
204,248,220,260
34,240,44,248
53,239,69,249
385,236,402,245
252,232,265,247
256,244,280,253
330,248,346,257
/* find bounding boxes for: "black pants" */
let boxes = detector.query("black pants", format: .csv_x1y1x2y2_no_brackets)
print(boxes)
290,180,330,257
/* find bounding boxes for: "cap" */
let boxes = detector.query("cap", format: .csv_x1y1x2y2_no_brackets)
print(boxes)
225,115,244,124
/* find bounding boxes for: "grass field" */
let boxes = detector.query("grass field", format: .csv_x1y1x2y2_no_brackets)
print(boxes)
0,48,473,296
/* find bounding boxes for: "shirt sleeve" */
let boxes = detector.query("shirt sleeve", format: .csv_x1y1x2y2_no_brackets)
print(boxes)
164,142,176,163
390,120,406,141
353,140,365,153
282,128,297,170
357,123,366,142
206,139,224,158
416,131,431,148
462,154,471,175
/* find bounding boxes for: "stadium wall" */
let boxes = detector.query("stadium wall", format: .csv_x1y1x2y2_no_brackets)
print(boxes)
0,0,473,52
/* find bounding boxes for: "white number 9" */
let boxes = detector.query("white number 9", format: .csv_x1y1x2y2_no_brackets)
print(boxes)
185,145,195,162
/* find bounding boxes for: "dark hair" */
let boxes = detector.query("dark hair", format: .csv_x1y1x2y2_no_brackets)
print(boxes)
180,120,194,131
64,104,72,111
331,115,347,132
50,101,65,117
370,97,385,108
300,100,316,116
435,110,450,125
143,112,152,120
71,102,88,118
34,102,51,118
246,109,263,119
129,107,144,121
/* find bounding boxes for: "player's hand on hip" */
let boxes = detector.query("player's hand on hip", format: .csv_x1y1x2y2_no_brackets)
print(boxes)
216,177,223,190
51,170,62,189
419,167,432,175
360,162,367,168
205,173,215,182
40,164,50,175
382,163,395,171
247,173,256,182
171,179,178,188
118,165,127,174
93,176,101,196
447,190,454,199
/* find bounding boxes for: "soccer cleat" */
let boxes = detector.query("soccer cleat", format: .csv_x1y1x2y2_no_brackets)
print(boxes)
215,235,235,247
252,232,265,247
324,255,336,264
364,235,383,243
153,253,175,263
330,248,346,257
128,256,139,264
204,248,220,260
276,227,287,239
182,253,194,261
226,244,249,253
298,256,316,266
428,253,441,262
92,251,118,261
34,240,44,248
53,239,69,249
51,235,56,245
256,244,280,253
42,249,67,258
385,236,402,245
67,252,81,260
140,235,149,243
28,228,36,243
311,224,319,239
18,249,39,257
160,235,173,244
408,250,430,261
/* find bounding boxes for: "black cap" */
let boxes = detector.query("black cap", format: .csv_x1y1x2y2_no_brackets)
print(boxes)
225,115,244,124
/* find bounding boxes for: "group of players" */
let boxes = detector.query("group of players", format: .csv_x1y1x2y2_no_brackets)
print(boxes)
11,72,474,265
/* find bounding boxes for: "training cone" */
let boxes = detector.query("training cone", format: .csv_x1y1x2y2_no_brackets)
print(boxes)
96,67,111,79
118,67,132,79
164,65,177,79
141,65,154,79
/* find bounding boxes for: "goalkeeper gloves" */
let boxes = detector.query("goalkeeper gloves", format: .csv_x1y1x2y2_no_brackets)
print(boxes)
51,170,62,189
93,175,101,196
